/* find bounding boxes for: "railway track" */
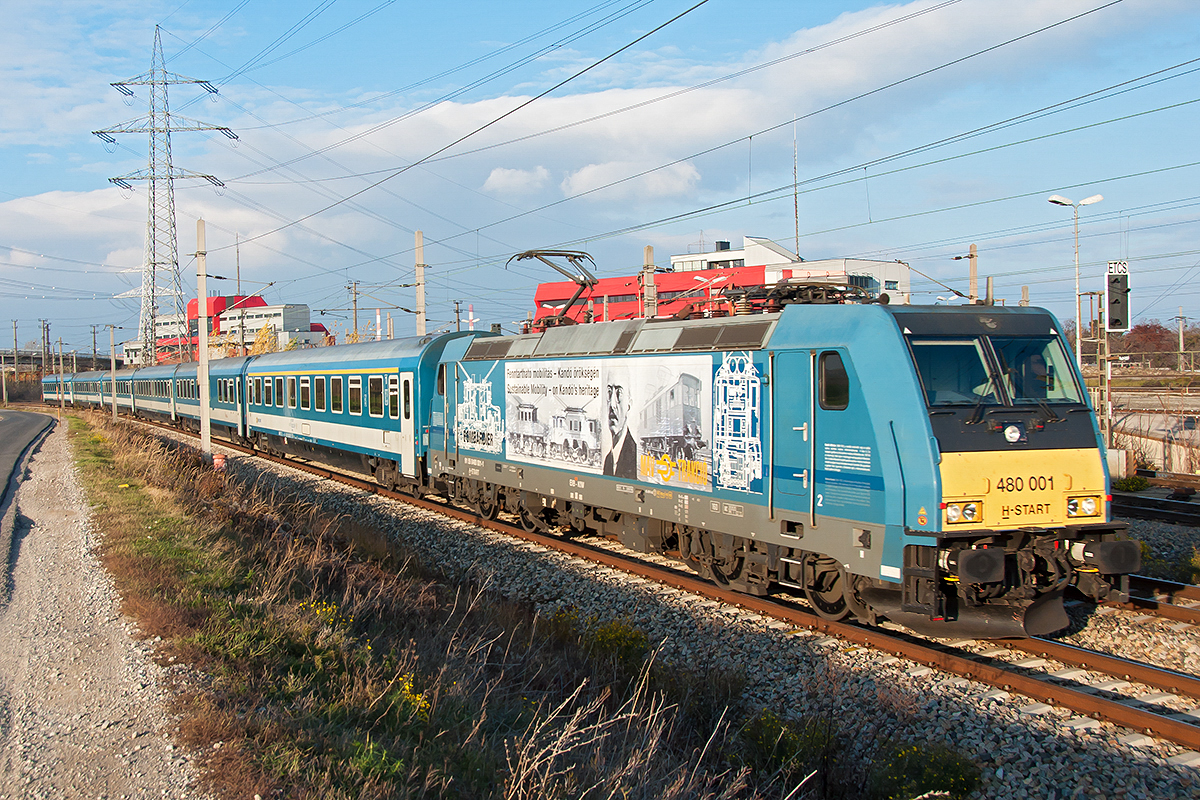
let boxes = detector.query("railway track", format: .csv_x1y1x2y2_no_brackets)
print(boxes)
116,414,1200,756
1112,491,1200,526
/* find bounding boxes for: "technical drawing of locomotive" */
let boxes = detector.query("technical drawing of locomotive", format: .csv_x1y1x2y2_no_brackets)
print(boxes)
455,369,503,454
712,351,762,492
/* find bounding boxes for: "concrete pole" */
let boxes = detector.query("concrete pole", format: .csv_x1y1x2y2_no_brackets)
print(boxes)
351,282,359,339
57,338,64,415
415,230,426,336
197,219,212,459
2,365,7,407
968,244,978,304
641,245,657,318
1180,306,1185,373
1020,286,1030,307
1080,203,1089,371
376,308,382,341
110,326,117,422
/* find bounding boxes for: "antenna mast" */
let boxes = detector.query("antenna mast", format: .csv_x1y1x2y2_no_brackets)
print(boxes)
94,26,237,364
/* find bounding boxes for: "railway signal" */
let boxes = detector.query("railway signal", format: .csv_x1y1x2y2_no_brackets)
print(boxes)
1106,261,1130,333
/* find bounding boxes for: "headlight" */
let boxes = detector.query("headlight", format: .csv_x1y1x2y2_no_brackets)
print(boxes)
945,501,982,524
1067,496,1101,517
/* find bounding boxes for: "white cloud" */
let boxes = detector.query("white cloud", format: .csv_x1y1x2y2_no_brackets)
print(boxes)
482,166,549,194
560,161,700,201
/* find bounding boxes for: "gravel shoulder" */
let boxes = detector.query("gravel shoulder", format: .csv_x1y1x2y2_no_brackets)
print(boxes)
0,421,207,800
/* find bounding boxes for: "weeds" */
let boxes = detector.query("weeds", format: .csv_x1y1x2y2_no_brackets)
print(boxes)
867,741,980,800
68,412,980,799
1112,474,1150,492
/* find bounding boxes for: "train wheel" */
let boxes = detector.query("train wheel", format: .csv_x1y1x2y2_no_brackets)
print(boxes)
804,556,850,621
472,483,500,520
518,506,540,532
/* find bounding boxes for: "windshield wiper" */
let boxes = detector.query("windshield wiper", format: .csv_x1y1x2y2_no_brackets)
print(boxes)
966,375,997,425
1033,397,1061,424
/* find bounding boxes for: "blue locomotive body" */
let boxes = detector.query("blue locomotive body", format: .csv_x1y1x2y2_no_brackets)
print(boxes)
47,301,1138,638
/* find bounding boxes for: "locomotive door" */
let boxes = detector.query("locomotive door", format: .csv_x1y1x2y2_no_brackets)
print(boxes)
773,351,816,522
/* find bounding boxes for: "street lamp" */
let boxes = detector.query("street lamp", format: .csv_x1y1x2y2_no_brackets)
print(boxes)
1049,193,1103,370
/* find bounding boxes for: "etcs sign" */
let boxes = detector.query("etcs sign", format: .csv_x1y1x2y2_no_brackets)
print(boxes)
1106,260,1130,332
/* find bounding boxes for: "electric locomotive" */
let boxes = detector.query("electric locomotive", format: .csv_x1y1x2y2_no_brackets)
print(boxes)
439,298,1138,638
46,295,1138,638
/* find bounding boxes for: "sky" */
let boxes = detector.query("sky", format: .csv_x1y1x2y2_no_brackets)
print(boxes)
3,0,1200,354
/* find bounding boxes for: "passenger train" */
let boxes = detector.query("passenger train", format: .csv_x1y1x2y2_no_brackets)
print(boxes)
45,298,1140,638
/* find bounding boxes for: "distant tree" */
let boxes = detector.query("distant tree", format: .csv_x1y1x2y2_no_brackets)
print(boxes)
249,324,278,355
1111,321,1176,367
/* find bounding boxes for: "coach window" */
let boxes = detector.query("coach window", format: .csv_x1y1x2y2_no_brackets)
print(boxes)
254,377,262,405
315,376,326,412
368,376,384,417
275,377,284,407
288,377,298,409
300,377,311,410
388,376,399,418
403,379,411,420
263,377,273,406
819,351,850,410
218,379,226,404
349,377,362,415
332,376,344,413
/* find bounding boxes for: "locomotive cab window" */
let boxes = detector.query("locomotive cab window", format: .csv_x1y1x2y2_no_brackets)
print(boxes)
437,363,446,396
908,338,998,407
992,336,1084,404
819,351,850,410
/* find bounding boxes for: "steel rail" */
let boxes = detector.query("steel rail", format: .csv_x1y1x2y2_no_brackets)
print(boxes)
1112,492,1200,526
1006,638,1200,702
116,414,1200,752
1130,575,1200,605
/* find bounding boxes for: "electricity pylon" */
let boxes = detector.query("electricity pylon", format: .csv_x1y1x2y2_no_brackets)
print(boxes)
94,26,237,364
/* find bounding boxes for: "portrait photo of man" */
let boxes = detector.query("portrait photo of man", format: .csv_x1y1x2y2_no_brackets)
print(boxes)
603,376,637,478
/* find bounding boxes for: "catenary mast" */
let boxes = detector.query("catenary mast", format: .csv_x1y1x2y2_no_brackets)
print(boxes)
94,26,237,364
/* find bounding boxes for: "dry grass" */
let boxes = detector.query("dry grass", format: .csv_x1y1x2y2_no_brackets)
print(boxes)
67,412,979,800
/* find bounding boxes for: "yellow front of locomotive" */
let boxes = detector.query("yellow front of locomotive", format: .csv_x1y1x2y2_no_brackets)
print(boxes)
895,305,1138,637
939,447,1108,531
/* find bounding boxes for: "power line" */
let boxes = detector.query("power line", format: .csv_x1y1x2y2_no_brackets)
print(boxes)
211,0,715,254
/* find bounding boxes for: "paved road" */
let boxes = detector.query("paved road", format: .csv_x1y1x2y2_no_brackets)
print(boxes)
0,410,54,506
